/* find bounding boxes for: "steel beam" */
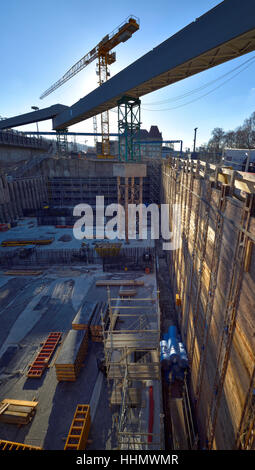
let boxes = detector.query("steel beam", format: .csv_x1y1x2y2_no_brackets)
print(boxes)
52,0,255,129
0,105,68,130
1,0,255,131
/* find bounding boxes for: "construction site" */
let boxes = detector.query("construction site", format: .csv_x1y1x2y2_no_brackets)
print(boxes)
0,0,255,453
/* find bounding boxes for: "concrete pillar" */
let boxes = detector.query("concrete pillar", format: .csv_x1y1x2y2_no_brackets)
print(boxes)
29,179,35,209
18,180,26,211
36,178,43,207
39,177,45,205
29,179,37,209
37,178,44,207
20,180,27,210
25,179,32,209
139,177,143,204
38,178,44,206
1,176,14,222
0,177,6,206
125,177,129,243
41,177,48,204
13,181,23,217
0,196,10,222
8,182,18,219
34,178,40,208
20,180,27,209
131,176,135,204
0,204,5,223
25,180,33,209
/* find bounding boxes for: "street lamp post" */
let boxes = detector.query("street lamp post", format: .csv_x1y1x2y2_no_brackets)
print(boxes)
193,127,198,153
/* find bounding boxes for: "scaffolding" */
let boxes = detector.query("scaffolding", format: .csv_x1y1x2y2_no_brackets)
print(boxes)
149,158,161,205
162,157,255,449
118,95,141,162
56,129,69,158
101,287,163,449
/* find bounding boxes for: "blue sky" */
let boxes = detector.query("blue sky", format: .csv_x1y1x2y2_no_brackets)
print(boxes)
1,0,255,149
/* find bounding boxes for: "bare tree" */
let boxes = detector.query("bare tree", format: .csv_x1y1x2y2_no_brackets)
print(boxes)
208,127,225,153
205,111,255,152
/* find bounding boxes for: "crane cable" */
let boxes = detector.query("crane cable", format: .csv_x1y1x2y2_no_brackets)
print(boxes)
142,55,255,106
141,55,255,111
108,55,255,116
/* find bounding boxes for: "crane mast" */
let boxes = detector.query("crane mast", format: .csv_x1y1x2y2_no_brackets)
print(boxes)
40,16,139,158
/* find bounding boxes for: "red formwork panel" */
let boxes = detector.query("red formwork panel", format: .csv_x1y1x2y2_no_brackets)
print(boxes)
27,332,62,378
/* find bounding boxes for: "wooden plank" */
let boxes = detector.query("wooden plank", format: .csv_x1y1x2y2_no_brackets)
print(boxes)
244,239,253,272
108,363,160,379
4,270,43,276
96,279,144,287
105,331,159,350
170,398,189,449
1,399,38,408
0,403,9,415
4,410,29,418
7,405,34,414
0,409,36,425
119,286,137,297
110,388,141,406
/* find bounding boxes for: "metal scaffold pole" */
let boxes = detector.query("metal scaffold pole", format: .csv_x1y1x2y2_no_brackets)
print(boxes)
101,285,161,450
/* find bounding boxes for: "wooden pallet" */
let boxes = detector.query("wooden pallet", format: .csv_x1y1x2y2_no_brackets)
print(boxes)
0,439,42,450
0,399,38,425
55,330,88,382
27,332,62,378
64,405,91,450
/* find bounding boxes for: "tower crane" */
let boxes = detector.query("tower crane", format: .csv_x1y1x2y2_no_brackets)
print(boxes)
40,16,139,158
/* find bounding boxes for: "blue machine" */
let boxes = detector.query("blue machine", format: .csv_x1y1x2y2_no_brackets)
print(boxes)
160,325,189,383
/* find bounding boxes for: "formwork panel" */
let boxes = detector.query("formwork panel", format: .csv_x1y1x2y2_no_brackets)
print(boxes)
162,159,255,449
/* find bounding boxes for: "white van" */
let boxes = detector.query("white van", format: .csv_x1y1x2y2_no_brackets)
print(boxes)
222,148,255,172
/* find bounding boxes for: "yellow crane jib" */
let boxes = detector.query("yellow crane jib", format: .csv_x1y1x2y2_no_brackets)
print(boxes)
40,16,140,159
